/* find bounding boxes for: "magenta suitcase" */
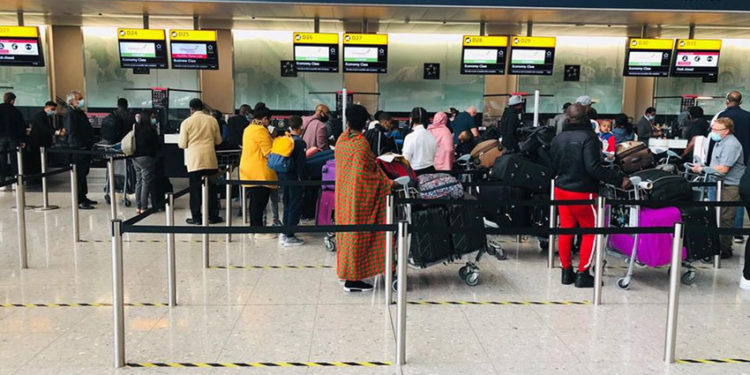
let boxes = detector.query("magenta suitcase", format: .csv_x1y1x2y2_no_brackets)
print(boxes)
316,189,335,226
608,207,686,267
321,159,335,191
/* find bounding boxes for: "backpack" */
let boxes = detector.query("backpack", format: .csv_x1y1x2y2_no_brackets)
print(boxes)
418,173,464,199
267,134,295,173
120,125,136,156
100,112,122,144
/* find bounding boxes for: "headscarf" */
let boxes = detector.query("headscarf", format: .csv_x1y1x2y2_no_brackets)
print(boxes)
428,111,448,130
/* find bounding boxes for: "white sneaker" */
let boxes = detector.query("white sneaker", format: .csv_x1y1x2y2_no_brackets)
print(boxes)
278,234,287,244
283,236,305,247
740,276,750,291
254,233,278,240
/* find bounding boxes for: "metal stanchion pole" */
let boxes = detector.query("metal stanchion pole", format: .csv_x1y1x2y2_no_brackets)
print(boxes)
396,220,408,365
166,193,176,307
547,179,556,269
202,175,210,268
714,180,722,269
385,195,394,306
71,164,80,243
225,168,232,243
111,219,125,368
533,89,540,126
108,157,117,220
15,149,27,269
593,196,606,306
241,185,248,225
36,147,59,211
664,222,685,363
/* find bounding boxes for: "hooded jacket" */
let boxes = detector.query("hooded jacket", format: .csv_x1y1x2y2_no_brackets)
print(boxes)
551,122,624,193
427,112,455,171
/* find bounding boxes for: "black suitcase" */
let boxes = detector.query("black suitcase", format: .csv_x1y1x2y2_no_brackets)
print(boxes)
448,195,486,256
410,206,453,267
478,185,530,228
489,154,552,193
630,169,692,206
680,206,720,261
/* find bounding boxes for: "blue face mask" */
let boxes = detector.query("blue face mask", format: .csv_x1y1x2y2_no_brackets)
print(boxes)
710,132,723,142
45,110,55,117
78,99,85,108
151,118,157,125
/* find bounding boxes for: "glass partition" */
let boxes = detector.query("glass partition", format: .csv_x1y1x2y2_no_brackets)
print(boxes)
518,36,626,114
82,27,200,109
0,25,50,107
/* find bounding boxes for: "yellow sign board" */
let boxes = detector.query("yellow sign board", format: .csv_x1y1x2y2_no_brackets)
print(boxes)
676,39,722,51
510,36,556,48
117,28,166,41
0,26,39,38
628,38,674,50
169,30,216,42
463,35,508,47
293,32,339,45
343,33,387,45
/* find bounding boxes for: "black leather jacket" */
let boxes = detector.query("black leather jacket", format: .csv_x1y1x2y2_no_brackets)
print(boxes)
551,122,623,193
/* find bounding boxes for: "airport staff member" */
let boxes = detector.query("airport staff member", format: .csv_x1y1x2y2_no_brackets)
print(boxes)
636,107,658,144
551,103,630,288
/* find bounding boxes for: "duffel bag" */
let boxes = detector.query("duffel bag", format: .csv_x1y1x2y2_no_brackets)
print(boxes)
489,154,553,193
418,173,464,200
630,168,692,204
616,141,653,174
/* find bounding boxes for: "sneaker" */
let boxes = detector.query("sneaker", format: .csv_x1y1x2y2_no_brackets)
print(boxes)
575,271,595,288
278,234,287,244
344,280,373,293
734,236,745,244
740,276,750,291
0,186,9,192
254,233,278,240
561,267,576,285
283,236,305,247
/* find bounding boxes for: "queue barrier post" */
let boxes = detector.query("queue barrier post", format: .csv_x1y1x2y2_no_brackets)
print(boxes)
166,193,177,307
241,185,248,225
35,147,59,211
107,157,117,220
225,167,232,243
547,179,556,269
385,195,394,306
202,175,210,268
714,180,722,269
396,220,408,366
71,164,80,243
111,219,125,368
15,148,28,269
664,222,685,363
593,196,606,306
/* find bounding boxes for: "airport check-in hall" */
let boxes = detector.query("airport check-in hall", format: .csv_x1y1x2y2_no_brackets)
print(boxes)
2,0,750,374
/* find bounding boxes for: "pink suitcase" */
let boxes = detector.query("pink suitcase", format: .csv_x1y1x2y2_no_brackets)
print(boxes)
316,189,335,226
321,159,335,191
608,207,686,267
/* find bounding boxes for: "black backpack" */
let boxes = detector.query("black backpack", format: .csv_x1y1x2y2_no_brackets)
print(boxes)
100,111,123,144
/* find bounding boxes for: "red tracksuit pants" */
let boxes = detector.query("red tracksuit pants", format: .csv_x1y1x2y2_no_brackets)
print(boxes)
555,187,598,272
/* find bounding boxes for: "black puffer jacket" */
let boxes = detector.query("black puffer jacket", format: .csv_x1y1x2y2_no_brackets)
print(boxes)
551,122,623,193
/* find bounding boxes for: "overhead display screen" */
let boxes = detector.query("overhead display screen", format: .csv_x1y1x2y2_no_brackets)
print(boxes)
623,38,674,77
671,39,721,79
0,26,44,67
461,35,507,75
169,30,218,70
509,36,555,75
343,33,387,73
293,32,339,73
118,28,168,69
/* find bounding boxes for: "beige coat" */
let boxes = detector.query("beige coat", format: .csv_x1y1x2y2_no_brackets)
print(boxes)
178,111,222,172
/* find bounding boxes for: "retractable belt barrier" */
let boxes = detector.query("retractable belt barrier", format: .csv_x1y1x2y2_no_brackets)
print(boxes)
223,179,334,187
123,187,190,226
46,147,127,158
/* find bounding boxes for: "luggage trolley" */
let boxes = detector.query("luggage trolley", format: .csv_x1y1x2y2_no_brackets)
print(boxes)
96,143,132,207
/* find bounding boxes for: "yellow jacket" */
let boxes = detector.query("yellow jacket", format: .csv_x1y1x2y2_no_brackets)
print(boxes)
240,121,278,188
178,111,222,172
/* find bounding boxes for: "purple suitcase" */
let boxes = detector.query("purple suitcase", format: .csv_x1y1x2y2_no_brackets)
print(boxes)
322,159,335,191
608,207,686,267
316,189,335,226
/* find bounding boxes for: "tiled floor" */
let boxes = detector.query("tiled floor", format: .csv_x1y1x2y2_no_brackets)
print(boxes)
1,176,749,374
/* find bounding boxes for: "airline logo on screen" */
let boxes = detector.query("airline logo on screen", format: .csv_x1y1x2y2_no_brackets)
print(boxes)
628,38,674,50
676,39,722,51
0,26,39,38
463,35,508,47
118,28,166,41
511,36,556,48
344,33,387,45
293,32,339,45
169,30,217,42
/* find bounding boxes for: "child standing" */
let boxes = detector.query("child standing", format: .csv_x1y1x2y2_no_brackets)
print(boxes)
597,120,616,159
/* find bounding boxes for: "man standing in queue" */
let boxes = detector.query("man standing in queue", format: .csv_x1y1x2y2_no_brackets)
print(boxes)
64,91,98,209
551,103,631,287
498,95,525,152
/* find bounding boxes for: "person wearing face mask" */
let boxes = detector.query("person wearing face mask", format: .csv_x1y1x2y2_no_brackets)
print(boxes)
225,104,251,149
691,118,746,259
132,110,161,214
179,98,223,225
301,104,331,154
498,95,525,152
635,107,657,144
64,90,97,208
0,92,27,190
26,101,58,178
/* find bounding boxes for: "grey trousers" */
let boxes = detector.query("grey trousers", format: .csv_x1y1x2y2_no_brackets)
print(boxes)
132,156,156,210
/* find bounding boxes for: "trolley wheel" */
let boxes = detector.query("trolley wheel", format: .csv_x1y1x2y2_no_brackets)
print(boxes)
391,279,399,292
539,239,549,252
465,270,480,286
489,244,507,261
104,195,111,205
616,277,631,290
459,265,470,280
681,270,697,285
324,237,336,252
124,198,131,207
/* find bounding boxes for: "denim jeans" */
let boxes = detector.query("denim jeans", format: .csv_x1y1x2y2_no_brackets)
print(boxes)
132,156,156,210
